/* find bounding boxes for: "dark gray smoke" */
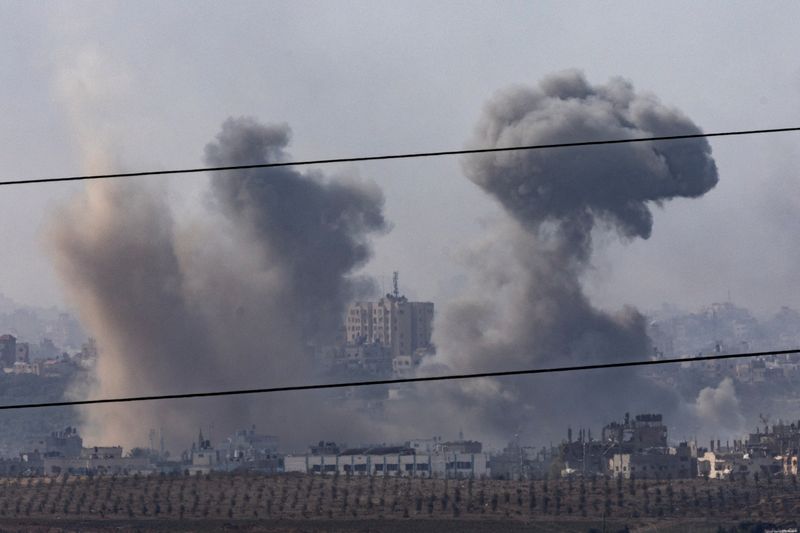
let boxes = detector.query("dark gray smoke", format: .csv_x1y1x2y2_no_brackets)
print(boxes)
49,117,386,450
205,117,386,342
387,70,720,445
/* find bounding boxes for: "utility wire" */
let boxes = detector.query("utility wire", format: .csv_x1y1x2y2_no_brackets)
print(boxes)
3,126,800,187
2,347,797,411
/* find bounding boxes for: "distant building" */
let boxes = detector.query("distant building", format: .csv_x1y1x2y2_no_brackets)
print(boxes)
285,441,489,478
0,334,16,367
220,426,278,459
35,338,59,361
404,436,481,454
217,426,282,473
310,441,341,455
746,419,800,455
24,427,152,476
440,440,482,454
189,430,219,475
490,437,556,480
344,290,434,359
391,355,414,376
42,446,151,476
329,342,392,376
15,342,29,363
10,361,39,375
698,449,782,480
602,413,667,452
28,427,84,458
551,413,700,479
609,443,697,479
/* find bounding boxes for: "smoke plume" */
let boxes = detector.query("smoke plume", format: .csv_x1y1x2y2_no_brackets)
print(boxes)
397,70,720,444
205,117,386,343
49,117,386,450
694,378,745,436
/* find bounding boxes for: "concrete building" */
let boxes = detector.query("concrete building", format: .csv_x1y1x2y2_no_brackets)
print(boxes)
491,437,556,480
24,427,153,476
698,449,782,480
188,430,219,475
553,414,701,479
27,427,84,458
602,413,667,452
609,443,697,479
285,441,489,478
747,420,800,456
330,342,392,376
217,426,282,473
220,426,279,460
344,293,434,358
391,355,414,376
42,447,152,476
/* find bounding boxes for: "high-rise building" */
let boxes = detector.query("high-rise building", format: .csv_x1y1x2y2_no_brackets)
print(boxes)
344,295,434,358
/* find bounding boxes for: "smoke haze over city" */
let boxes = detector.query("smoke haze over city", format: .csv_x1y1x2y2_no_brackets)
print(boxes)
0,0,798,470
37,67,773,454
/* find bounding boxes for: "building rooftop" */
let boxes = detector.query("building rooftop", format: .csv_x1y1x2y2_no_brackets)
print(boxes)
339,446,416,456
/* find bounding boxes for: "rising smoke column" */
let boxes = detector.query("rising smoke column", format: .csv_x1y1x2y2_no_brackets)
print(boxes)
694,378,745,436
402,70,720,443
49,180,238,448
49,117,386,450
204,117,387,343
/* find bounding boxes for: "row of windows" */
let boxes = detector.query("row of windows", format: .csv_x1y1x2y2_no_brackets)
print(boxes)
311,464,338,472
616,464,673,472
312,462,432,472
374,463,430,471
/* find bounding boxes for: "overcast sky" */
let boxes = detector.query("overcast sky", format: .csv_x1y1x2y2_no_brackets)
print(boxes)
1,1,799,318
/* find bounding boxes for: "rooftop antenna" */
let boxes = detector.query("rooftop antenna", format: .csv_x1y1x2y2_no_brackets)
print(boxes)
392,271,400,299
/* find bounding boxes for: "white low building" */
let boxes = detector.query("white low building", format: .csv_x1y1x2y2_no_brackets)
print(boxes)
285,445,489,478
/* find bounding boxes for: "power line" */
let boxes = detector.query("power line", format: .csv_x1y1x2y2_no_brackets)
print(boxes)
3,126,800,187
2,347,796,411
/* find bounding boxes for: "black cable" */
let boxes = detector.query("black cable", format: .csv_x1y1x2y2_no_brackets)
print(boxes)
2,348,796,411
3,126,800,187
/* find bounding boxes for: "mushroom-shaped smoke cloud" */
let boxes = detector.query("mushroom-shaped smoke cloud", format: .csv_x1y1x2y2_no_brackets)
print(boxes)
406,70,720,444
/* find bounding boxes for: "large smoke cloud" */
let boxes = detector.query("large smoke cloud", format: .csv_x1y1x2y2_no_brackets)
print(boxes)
49,117,386,450
52,68,727,451
390,70,720,445
205,118,386,343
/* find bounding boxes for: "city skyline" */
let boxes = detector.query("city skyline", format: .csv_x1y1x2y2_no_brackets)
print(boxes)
1,3,799,529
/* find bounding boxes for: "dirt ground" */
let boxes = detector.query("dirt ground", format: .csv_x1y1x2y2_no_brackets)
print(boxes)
0,472,795,532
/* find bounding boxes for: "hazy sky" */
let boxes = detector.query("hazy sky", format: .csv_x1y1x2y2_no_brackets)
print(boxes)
1,0,799,318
